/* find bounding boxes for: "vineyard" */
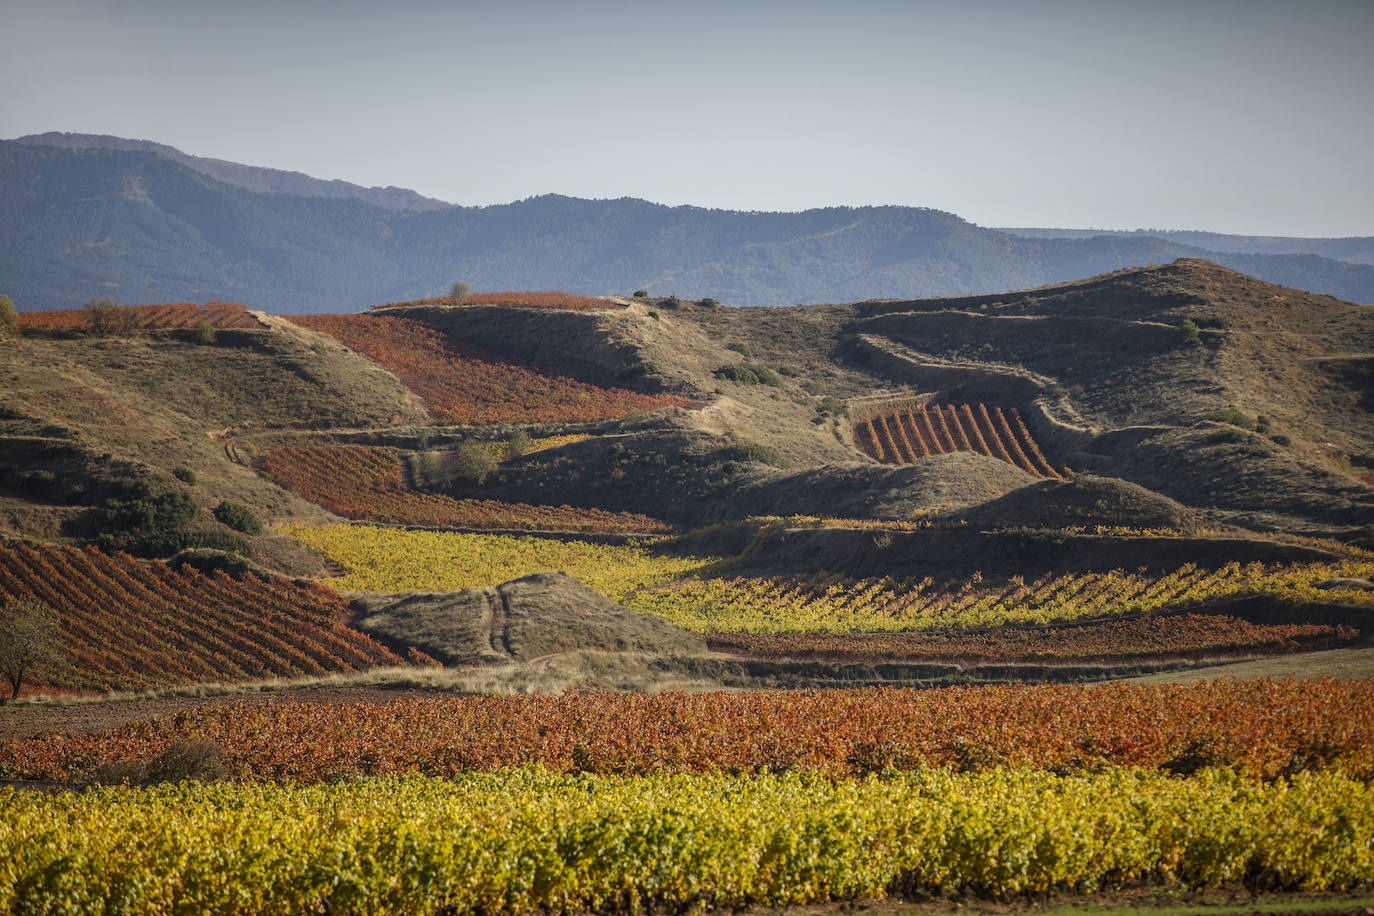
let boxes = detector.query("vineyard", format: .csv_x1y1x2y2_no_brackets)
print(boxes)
3,767,1372,913
370,290,623,310
705,613,1357,663
16,301,264,331
855,401,1062,478
287,524,716,596
286,313,690,424
3,680,1371,782
625,562,1374,633
260,444,669,533
0,539,413,693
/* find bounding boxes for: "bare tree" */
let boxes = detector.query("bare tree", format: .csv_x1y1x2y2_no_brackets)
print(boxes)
0,597,61,703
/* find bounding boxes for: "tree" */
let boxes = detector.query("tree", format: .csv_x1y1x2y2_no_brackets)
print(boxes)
451,281,469,305
85,297,125,336
450,442,498,485
0,597,61,703
503,429,531,461
1178,318,1201,346
0,294,16,339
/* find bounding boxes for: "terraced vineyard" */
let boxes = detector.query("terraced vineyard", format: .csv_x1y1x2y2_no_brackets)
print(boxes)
855,401,1062,478
17,301,265,331
286,313,690,424
0,539,413,693
626,562,1374,633
260,444,669,533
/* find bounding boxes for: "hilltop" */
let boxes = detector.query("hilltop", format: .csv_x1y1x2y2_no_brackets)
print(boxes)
4,136,1374,311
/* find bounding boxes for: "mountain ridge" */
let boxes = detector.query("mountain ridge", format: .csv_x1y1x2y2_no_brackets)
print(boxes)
4,136,1374,311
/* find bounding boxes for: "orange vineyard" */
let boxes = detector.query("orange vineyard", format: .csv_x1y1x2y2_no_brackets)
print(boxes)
855,402,1062,477
286,313,690,424
3,680,1369,782
18,301,265,331
0,539,413,693
260,444,670,533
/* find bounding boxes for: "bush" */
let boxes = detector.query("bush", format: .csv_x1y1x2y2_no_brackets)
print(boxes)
213,501,263,535
725,342,753,358
190,321,216,345
173,466,197,486
1209,406,1256,430
504,429,531,461
84,298,126,336
633,290,648,298
697,298,720,309
451,282,469,305
450,443,498,486
720,441,788,468
1178,318,1201,346
662,295,682,309
0,294,16,339
714,362,783,388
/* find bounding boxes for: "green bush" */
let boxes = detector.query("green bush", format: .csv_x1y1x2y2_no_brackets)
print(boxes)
725,342,753,358
697,298,720,309
451,281,469,305
1209,406,1256,430
632,290,648,298
1178,318,1201,346
714,363,783,388
190,321,216,345
504,430,531,461
213,501,263,536
172,466,198,486
450,443,498,486
0,294,17,339
720,441,788,468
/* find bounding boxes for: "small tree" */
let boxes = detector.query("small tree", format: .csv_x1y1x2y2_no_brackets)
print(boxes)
1178,318,1201,346
504,429,532,461
450,442,498,485
0,294,17,339
85,297,125,336
451,281,470,305
0,597,61,703
191,320,216,345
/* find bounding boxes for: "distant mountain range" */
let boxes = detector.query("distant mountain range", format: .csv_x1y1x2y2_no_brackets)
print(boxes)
4,133,1373,312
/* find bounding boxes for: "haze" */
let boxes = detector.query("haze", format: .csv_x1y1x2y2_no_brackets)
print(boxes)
2,0,1371,236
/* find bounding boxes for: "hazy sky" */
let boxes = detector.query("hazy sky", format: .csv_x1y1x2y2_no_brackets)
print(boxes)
2,0,1372,236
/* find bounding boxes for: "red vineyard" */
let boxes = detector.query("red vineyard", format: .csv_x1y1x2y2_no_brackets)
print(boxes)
260,444,670,533
370,291,622,311
286,313,690,424
18,302,265,332
0,539,415,694
704,613,1358,664
855,402,1063,478
3,679,1369,782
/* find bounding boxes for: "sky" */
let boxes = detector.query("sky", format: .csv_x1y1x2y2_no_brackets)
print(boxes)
2,0,1372,237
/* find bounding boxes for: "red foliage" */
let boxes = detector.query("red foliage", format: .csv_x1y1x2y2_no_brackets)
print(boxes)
285,313,690,424
3,680,1369,782
856,402,1063,478
17,302,264,331
0,539,409,693
260,444,669,533
705,614,1358,663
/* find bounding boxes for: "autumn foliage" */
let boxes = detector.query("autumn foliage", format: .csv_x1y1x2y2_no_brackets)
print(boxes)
260,444,670,533
286,313,690,424
2,680,1369,782
17,301,264,332
0,539,412,693
855,402,1062,477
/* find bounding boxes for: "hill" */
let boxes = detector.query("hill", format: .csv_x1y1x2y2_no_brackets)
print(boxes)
0,259,1371,702
5,138,1374,312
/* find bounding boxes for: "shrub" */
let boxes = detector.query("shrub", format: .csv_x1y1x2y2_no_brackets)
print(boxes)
1255,414,1272,434
714,363,783,388
504,429,531,461
662,295,682,309
84,298,126,336
697,297,720,309
213,501,263,535
173,466,197,486
1209,406,1256,430
450,443,498,486
633,290,648,298
720,441,788,468
0,294,16,339
725,342,753,358
190,321,216,345
451,282,470,305
1270,434,1292,447
1178,318,1201,345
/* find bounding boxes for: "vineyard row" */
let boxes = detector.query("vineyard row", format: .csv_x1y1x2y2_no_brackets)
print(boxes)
17,301,264,331
856,402,1062,478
